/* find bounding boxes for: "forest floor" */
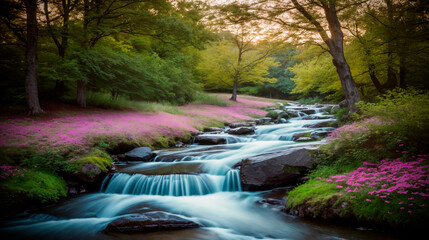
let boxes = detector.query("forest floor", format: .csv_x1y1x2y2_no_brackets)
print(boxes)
0,94,279,152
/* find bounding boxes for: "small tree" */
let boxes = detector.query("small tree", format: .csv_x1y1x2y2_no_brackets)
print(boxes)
198,38,278,100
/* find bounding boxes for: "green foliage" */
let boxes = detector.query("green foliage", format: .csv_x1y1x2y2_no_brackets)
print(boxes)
191,92,229,106
297,97,324,105
356,88,429,153
19,152,69,174
238,86,260,95
197,40,278,90
333,107,349,125
63,149,112,174
1,170,67,204
259,49,298,98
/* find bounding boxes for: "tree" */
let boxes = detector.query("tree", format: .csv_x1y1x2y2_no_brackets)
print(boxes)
24,0,43,115
261,48,298,99
198,39,278,99
221,0,364,112
41,0,78,94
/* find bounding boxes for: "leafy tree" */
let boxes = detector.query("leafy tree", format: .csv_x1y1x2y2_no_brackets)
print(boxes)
197,39,278,99
260,48,298,99
219,0,366,112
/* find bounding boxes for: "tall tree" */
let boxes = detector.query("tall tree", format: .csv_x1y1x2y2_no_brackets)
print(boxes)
42,0,78,94
24,0,43,114
221,0,363,112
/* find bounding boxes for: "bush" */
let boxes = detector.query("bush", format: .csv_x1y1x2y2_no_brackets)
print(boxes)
356,88,429,153
297,96,324,105
1,169,67,205
191,92,229,106
19,152,69,173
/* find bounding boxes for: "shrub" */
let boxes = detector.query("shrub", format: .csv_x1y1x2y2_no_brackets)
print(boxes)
1,169,67,205
356,88,429,153
297,96,323,105
191,92,229,106
19,152,69,173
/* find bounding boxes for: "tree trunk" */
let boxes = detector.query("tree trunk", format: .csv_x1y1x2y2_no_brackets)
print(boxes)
25,0,43,115
383,0,398,90
399,54,407,89
230,80,238,101
324,5,361,113
77,80,87,108
76,0,90,108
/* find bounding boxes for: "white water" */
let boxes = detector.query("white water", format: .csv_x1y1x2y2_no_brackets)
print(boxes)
0,104,398,239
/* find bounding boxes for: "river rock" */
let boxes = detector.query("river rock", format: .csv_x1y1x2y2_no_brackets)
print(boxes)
121,147,155,161
239,148,314,190
301,109,316,115
303,121,338,128
310,129,334,139
193,135,227,145
295,137,314,142
203,127,223,132
229,122,248,128
105,211,200,233
227,127,255,135
285,110,299,118
254,117,272,125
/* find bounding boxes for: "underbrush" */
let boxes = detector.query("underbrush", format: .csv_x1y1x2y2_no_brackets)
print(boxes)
190,92,230,106
287,89,429,229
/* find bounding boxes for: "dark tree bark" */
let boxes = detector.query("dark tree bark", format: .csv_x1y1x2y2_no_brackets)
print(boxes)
291,0,361,113
231,80,238,101
383,0,398,90
76,80,87,108
24,0,43,115
76,0,90,108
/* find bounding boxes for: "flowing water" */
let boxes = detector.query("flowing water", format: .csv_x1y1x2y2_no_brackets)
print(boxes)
0,105,399,240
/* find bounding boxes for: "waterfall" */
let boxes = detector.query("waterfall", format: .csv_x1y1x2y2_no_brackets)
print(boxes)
101,173,238,196
222,169,242,192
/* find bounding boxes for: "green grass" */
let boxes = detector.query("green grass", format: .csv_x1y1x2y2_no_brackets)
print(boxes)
190,92,230,106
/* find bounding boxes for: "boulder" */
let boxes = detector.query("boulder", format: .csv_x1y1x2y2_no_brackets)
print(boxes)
229,122,248,128
301,109,316,115
239,148,314,190
193,135,227,145
279,118,288,123
105,211,200,233
303,121,338,128
226,127,255,135
254,117,272,125
295,137,314,142
310,129,334,139
121,147,155,161
285,110,299,118
203,127,223,132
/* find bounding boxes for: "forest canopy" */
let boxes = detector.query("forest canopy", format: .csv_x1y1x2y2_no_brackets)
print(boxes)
0,0,428,114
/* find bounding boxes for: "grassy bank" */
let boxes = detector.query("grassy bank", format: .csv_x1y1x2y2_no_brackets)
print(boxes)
0,93,275,214
286,89,429,230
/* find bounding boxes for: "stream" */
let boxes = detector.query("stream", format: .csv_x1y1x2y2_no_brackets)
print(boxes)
0,104,399,240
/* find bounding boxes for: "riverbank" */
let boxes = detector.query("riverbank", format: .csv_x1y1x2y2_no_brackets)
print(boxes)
284,89,429,232
0,94,278,215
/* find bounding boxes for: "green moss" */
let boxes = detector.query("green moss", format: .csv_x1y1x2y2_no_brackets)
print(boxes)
287,179,339,208
63,149,112,174
1,170,67,205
